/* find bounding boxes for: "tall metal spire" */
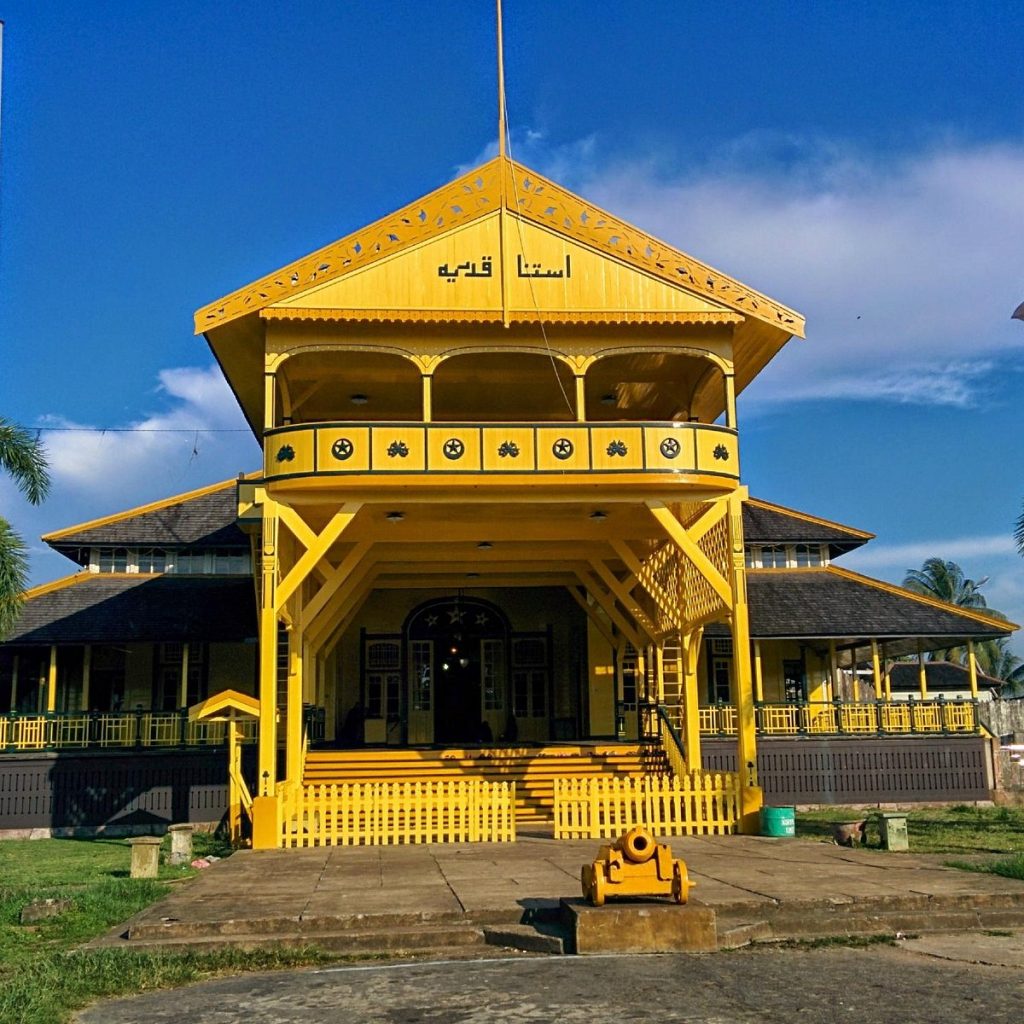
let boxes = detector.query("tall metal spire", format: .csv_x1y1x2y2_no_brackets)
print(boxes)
497,0,507,159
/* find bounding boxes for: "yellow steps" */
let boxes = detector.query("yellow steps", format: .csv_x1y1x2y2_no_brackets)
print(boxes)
302,744,669,825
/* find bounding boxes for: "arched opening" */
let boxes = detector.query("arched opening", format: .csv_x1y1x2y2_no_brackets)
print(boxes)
432,352,576,422
277,350,422,424
405,596,511,745
584,351,727,423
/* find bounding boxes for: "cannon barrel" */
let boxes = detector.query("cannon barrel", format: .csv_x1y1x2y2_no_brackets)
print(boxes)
613,826,656,864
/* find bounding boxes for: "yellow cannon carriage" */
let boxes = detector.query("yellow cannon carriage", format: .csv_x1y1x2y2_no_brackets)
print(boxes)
581,826,693,907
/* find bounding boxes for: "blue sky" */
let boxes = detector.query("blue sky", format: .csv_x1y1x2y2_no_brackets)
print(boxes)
1,1,1022,648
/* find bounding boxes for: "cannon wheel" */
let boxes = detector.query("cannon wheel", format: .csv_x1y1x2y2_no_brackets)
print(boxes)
581,863,606,906
671,861,690,905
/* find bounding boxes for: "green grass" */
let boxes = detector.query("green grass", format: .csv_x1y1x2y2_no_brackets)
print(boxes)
0,835,347,1024
795,803,1024,855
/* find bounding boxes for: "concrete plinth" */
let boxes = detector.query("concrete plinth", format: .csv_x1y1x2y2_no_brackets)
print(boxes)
167,824,195,866
128,836,162,878
561,898,717,954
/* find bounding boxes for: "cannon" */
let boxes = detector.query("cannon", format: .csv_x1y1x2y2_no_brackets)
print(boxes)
580,826,693,907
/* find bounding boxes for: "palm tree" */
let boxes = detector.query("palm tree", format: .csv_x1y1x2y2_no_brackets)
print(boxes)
987,638,1024,696
1015,503,1023,557
902,558,997,665
0,419,50,638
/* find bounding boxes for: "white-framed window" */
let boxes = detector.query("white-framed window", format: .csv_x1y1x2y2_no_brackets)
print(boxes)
97,547,129,573
410,640,432,711
138,548,167,573
365,639,401,720
511,636,547,719
481,639,505,711
794,543,823,567
760,545,787,568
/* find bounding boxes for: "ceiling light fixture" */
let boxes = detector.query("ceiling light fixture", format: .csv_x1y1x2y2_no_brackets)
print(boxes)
477,542,493,550
589,510,608,522
350,393,369,405
600,392,617,406
385,511,405,523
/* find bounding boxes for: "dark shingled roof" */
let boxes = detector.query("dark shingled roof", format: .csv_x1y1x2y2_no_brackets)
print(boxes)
45,483,246,550
742,499,871,552
744,568,1011,643
888,661,1003,692
6,576,257,645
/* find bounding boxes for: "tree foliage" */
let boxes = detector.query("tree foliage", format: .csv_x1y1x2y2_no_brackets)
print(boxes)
0,419,50,638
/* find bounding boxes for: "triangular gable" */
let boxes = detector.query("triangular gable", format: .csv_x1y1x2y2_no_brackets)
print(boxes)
195,156,804,337
269,212,734,317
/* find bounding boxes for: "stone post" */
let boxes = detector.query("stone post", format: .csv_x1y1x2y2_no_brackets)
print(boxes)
128,836,161,878
167,823,195,866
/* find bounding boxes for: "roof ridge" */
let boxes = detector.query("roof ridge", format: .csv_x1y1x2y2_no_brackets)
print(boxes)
43,478,239,543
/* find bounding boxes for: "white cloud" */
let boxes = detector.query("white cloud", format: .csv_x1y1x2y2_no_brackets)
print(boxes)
3,365,259,586
534,135,1024,406
842,534,1019,572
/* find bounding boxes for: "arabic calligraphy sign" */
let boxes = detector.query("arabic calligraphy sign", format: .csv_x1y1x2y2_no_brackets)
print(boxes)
436,255,572,281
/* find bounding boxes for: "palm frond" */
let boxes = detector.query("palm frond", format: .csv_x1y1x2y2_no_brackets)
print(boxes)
0,418,50,505
0,516,30,640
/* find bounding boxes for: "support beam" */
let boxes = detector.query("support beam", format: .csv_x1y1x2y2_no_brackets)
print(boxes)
286,617,304,784
611,539,676,627
646,500,732,609
9,654,18,712
422,374,433,422
827,640,838,701
589,559,658,643
574,375,586,423
682,630,702,768
917,641,928,698
306,560,380,648
302,540,373,626
258,497,280,793
275,503,362,611
566,585,617,648
574,567,645,653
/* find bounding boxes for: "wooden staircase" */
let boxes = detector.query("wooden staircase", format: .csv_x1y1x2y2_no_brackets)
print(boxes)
303,743,670,826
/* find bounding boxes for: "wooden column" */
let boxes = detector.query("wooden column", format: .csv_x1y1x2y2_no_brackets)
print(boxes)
917,641,928,698
827,640,838,701
258,495,280,794
46,646,58,713
422,374,433,422
682,631,702,769
9,654,18,712
753,640,764,703
575,375,587,423
81,646,92,711
724,373,737,429
178,642,191,709
870,639,882,700
967,640,979,698
286,618,304,784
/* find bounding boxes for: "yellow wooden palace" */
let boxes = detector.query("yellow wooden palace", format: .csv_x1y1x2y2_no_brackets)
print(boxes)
4,153,1012,846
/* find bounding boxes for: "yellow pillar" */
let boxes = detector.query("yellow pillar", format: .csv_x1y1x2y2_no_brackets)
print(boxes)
422,374,433,422
81,645,91,711
724,372,737,429
227,716,242,845
575,375,586,422
258,495,280,795
264,365,277,431
870,639,882,700
827,640,838,701
727,493,761,833
883,648,892,701
46,646,58,713
753,640,764,702
682,630,702,769
178,642,190,709
967,640,979,698
917,641,928,698
285,619,304,784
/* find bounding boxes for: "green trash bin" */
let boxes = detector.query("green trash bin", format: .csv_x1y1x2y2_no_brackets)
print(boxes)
760,805,796,837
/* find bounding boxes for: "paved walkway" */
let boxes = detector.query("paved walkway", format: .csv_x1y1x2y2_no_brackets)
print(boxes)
110,834,1024,947
77,941,1024,1023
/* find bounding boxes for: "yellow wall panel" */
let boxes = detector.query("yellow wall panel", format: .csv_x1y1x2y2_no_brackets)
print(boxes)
535,426,591,471
589,427,644,471
316,426,370,472
371,426,427,471
695,430,738,475
481,427,535,471
427,426,482,471
266,429,315,476
643,425,698,472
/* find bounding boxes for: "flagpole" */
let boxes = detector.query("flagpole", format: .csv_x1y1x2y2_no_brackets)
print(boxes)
496,0,506,159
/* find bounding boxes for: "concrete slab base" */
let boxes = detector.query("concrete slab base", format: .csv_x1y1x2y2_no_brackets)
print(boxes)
561,898,718,954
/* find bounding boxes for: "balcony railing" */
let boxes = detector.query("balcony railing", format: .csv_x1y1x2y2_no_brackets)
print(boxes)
2,710,258,753
698,699,978,738
262,420,739,484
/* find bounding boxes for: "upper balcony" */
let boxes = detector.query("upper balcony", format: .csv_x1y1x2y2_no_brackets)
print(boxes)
262,419,739,488
258,345,742,493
